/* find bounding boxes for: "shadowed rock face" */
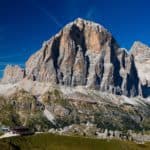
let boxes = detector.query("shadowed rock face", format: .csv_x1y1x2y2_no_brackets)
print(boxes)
2,18,149,97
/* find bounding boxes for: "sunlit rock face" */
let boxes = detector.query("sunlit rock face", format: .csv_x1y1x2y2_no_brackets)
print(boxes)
1,65,25,84
130,41,150,97
25,18,143,97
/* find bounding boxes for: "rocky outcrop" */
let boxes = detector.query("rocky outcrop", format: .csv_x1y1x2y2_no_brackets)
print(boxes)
25,18,143,97
40,89,150,131
130,41,150,85
130,41,150,97
0,86,150,133
1,65,25,84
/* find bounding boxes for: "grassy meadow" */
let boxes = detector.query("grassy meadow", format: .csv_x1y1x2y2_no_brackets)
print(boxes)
0,133,150,150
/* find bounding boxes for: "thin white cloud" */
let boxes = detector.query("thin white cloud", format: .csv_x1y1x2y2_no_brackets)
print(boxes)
30,0,63,28
86,7,96,20
38,6,62,28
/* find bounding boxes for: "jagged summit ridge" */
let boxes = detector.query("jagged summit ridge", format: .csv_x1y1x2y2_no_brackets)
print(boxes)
67,18,107,32
1,18,150,97
130,41,150,61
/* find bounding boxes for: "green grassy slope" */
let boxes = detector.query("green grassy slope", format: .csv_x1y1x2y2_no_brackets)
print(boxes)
0,133,150,150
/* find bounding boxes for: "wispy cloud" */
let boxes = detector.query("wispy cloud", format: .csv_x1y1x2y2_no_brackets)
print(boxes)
86,7,96,20
37,6,63,28
30,0,63,28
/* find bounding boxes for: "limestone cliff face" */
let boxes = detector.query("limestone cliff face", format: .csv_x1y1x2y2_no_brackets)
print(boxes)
25,18,142,97
26,18,114,86
1,65,25,84
130,41,150,97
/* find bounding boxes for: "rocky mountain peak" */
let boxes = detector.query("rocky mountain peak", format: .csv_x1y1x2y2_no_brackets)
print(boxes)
65,18,106,32
25,18,119,86
1,18,150,98
1,65,25,84
130,41,150,62
130,41,149,50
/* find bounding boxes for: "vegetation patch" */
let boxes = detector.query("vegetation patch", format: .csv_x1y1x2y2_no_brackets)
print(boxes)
0,133,150,150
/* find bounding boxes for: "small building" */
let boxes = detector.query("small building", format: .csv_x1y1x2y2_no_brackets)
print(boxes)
0,126,10,133
11,126,34,136
2,128,10,132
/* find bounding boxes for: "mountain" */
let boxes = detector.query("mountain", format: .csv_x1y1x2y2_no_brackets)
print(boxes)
130,41,150,97
2,18,149,97
25,18,141,97
0,18,150,140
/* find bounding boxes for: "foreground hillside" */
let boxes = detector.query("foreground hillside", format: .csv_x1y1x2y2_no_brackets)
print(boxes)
0,133,150,150
0,82,150,142
0,84,150,132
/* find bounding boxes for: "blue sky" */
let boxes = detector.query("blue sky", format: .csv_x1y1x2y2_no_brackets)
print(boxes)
0,0,150,77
